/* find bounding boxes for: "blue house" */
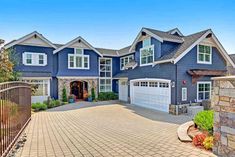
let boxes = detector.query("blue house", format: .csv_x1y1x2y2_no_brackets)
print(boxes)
4,28,235,113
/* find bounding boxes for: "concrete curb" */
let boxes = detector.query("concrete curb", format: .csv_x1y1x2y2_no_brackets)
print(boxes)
177,121,194,142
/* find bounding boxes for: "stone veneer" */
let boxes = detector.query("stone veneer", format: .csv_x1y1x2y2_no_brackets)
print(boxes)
212,76,235,156
58,78,98,100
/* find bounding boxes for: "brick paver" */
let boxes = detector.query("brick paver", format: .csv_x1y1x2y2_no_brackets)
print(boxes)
16,102,216,157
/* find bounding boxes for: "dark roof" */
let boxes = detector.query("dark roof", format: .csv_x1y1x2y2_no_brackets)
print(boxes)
95,48,118,56
113,70,129,78
0,39,4,44
229,54,235,64
155,29,210,61
144,27,184,42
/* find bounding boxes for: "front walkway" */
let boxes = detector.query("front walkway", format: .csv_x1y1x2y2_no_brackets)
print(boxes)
16,101,215,157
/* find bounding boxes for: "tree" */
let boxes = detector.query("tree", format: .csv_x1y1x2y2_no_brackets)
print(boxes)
62,87,68,102
0,47,20,82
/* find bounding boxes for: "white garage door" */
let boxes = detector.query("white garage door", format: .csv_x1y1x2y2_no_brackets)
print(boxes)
130,79,171,112
119,79,128,102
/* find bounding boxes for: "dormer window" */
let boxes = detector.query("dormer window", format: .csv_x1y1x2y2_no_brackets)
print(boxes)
140,37,154,66
68,48,89,69
197,45,212,64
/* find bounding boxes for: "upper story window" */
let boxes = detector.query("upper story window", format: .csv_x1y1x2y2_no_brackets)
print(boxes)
197,45,212,64
120,55,134,70
68,48,89,69
143,37,151,47
140,37,154,66
99,58,112,92
23,52,47,66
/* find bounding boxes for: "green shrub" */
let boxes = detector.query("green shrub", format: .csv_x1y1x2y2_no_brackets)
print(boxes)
194,110,214,134
98,92,118,101
44,99,62,108
62,87,67,102
32,102,47,111
91,88,96,100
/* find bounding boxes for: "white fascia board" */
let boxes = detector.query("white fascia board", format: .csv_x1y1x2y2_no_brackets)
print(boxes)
4,31,57,49
173,30,212,64
57,76,98,79
129,28,164,53
152,59,174,66
53,36,103,57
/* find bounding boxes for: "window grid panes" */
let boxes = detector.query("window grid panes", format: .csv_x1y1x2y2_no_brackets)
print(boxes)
198,82,211,101
23,80,49,96
26,54,32,64
120,55,134,70
140,45,154,65
99,58,112,92
68,49,89,69
39,54,44,65
143,37,151,48
198,45,211,63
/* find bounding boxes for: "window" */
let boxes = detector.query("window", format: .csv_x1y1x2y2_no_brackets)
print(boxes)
26,54,32,64
39,54,44,65
99,58,112,92
68,49,89,69
197,45,212,64
133,82,139,86
159,82,169,88
141,82,148,87
182,88,187,101
140,45,154,66
120,55,134,70
23,52,47,66
143,37,151,48
197,82,211,102
23,79,49,96
149,82,158,87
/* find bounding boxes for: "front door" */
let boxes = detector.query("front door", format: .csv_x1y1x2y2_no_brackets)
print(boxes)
70,81,83,99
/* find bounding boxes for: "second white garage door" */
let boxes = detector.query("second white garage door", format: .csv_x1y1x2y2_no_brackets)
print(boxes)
130,78,171,112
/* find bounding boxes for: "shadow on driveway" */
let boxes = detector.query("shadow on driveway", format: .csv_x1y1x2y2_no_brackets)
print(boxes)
47,100,193,125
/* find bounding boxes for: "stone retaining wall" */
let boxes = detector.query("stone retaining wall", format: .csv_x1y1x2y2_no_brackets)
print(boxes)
212,76,235,156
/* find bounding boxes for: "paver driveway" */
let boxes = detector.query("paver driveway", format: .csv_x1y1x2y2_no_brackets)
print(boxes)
16,101,216,157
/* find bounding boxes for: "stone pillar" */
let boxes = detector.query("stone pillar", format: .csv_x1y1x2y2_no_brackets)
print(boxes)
212,76,235,156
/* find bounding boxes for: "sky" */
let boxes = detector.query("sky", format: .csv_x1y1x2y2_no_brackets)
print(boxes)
0,0,235,54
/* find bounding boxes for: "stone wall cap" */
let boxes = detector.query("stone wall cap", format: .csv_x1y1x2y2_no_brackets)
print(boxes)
212,75,235,80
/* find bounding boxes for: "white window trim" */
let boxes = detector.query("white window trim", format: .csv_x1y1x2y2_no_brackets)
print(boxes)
99,57,113,92
22,79,50,97
23,52,47,66
68,48,90,69
197,44,212,64
182,87,187,101
140,45,154,66
120,54,134,70
197,81,212,102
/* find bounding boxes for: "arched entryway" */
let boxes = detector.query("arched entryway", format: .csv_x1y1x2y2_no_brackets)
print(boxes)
70,81,88,100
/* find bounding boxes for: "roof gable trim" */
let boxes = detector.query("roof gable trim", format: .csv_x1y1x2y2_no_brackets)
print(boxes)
4,31,57,49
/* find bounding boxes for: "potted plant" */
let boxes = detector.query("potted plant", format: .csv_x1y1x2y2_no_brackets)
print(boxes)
68,95,75,103
88,94,92,102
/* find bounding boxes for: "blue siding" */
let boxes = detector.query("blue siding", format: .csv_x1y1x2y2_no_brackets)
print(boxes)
51,77,58,99
57,48,99,76
161,41,180,57
112,57,120,76
151,37,161,59
176,46,227,104
14,45,55,76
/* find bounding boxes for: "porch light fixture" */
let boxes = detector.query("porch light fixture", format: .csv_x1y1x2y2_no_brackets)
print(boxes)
171,81,175,88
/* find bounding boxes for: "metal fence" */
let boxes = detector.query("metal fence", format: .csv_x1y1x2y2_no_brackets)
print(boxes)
0,82,31,157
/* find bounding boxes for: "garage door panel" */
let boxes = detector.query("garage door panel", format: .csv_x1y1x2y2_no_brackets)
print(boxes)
131,80,170,112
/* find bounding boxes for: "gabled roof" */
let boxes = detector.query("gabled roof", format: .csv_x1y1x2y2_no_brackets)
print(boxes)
129,27,184,52
4,31,57,49
53,36,103,56
167,28,183,36
153,29,235,68
118,46,132,56
95,48,118,56
230,54,235,64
